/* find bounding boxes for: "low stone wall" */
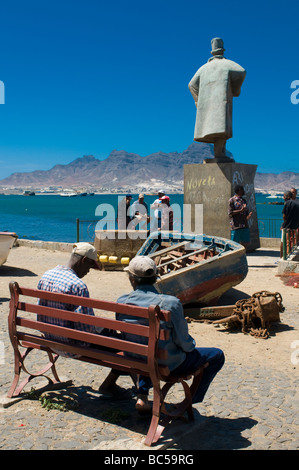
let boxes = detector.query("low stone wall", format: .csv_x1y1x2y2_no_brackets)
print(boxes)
259,238,280,248
17,237,281,252
16,239,74,252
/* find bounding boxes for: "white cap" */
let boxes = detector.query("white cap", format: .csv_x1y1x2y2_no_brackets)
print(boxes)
124,256,157,278
158,189,165,194
72,243,101,269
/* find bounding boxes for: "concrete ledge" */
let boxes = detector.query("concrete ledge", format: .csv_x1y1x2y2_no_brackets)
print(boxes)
16,239,74,252
16,237,281,252
277,259,299,274
277,246,299,274
259,237,280,248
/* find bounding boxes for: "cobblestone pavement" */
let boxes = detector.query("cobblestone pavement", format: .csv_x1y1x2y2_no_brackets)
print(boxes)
0,345,298,451
0,247,298,451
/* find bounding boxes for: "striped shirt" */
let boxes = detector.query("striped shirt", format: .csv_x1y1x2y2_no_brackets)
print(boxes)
37,265,99,356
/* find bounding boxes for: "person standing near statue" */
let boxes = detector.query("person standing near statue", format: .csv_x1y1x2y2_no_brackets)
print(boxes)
131,193,150,231
150,190,166,231
188,38,246,161
117,194,133,230
290,187,297,201
280,190,299,257
160,195,174,231
228,185,252,246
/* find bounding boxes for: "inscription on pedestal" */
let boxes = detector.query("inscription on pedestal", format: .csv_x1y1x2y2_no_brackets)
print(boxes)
184,162,260,251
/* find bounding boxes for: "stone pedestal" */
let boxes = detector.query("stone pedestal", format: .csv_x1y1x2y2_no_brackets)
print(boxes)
184,162,260,251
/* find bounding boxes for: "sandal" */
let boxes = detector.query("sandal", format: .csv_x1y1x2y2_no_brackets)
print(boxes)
136,394,152,414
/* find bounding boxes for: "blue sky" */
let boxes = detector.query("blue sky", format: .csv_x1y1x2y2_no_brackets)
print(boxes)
0,0,298,180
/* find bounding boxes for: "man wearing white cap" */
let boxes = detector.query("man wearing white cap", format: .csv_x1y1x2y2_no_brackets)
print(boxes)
111,256,225,413
131,193,148,215
37,242,102,354
150,190,166,232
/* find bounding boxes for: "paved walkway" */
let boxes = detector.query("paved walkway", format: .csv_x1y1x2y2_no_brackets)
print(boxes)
0,248,298,451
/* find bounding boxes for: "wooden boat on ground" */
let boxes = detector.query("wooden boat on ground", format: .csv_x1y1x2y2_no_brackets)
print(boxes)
136,231,248,306
0,232,18,266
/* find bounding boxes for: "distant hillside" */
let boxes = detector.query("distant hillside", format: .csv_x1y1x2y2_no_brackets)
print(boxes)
0,142,298,192
0,143,213,191
254,171,299,192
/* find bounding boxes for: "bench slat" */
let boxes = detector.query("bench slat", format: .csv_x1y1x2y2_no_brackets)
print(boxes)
16,317,152,357
19,338,170,377
17,302,169,341
18,286,171,322
17,332,151,373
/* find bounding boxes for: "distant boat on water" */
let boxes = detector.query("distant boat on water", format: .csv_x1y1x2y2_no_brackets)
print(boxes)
23,191,35,196
59,190,94,197
266,194,283,199
266,194,284,205
60,190,77,197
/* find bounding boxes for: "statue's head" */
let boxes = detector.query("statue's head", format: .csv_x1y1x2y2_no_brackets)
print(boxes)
211,37,225,56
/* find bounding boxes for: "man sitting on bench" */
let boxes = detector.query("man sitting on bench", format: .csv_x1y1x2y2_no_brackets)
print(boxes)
37,242,103,354
109,256,225,413
37,242,135,398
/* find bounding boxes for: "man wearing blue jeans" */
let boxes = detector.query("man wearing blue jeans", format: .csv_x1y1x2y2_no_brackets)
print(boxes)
117,256,225,412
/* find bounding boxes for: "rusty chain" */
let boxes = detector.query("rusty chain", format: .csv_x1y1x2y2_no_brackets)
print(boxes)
232,291,284,338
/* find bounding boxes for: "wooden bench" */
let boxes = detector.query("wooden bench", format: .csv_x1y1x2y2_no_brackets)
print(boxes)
7,281,204,447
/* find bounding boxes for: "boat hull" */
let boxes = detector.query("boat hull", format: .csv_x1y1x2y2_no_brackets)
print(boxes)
137,232,248,306
0,232,18,266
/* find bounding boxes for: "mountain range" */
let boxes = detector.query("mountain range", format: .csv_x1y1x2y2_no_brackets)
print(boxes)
0,142,298,193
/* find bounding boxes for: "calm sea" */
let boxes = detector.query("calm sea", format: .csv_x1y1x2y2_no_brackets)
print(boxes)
0,193,284,243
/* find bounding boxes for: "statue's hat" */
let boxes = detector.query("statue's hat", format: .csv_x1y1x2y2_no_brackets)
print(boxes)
211,37,225,55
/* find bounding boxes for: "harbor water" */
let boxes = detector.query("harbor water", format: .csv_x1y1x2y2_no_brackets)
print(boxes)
0,193,284,243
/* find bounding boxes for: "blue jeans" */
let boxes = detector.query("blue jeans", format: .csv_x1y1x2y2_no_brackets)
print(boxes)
138,347,225,404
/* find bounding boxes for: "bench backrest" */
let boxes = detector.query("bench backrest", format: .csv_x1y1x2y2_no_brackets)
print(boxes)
8,281,171,379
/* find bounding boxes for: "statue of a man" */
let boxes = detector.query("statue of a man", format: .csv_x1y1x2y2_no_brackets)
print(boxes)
188,38,246,161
